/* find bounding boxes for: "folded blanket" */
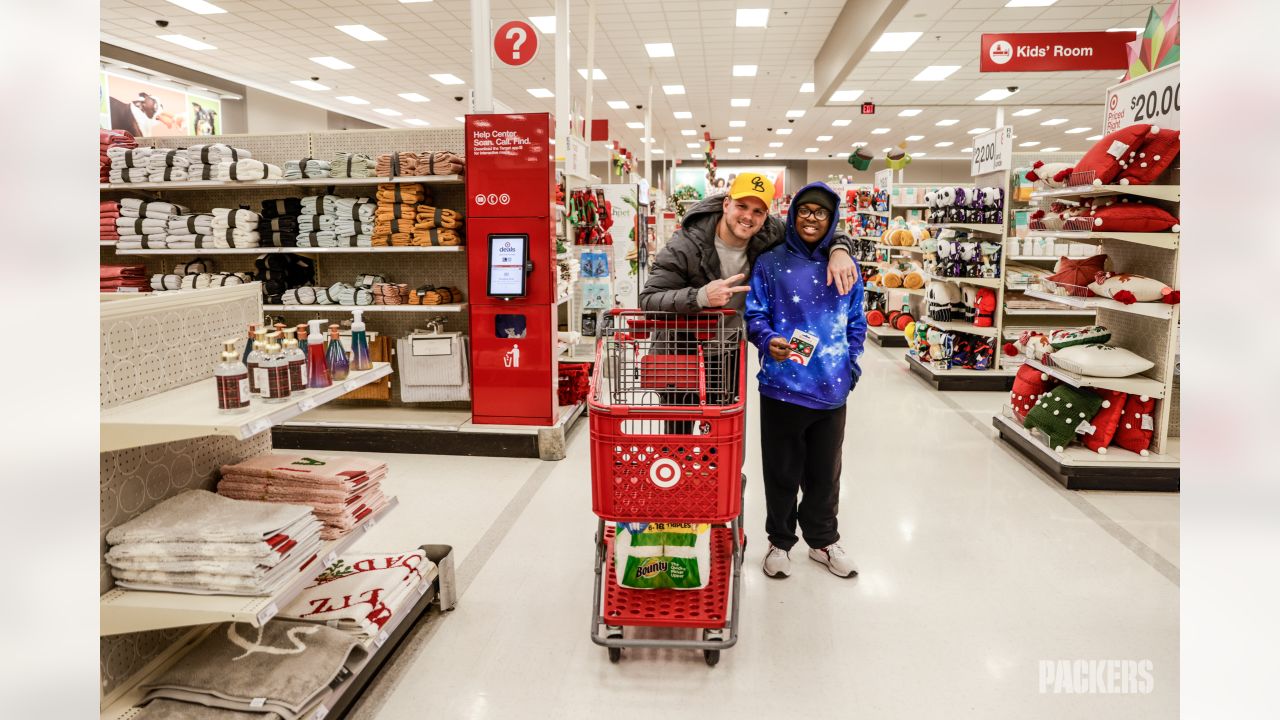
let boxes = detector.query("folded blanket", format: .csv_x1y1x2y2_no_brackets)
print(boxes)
300,195,335,216
146,149,192,168
109,167,152,184
106,539,282,564
281,550,429,636
260,197,303,218
100,200,120,213
376,183,431,205
147,166,189,182
333,233,373,247
221,159,283,181
371,283,410,305
209,229,261,249
283,158,332,180
106,147,152,167
331,152,376,178
416,150,465,175
105,490,315,545
151,274,183,291
210,207,262,228
100,129,137,149
117,237,170,250
295,231,337,248
374,204,416,225
334,218,374,237
165,235,213,249
101,264,147,280
137,693,298,720
297,214,335,231
179,272,253,290
116,217,169,234
331,198,375,222
174,259,214,275
280,286,337,305
375,151,417,177
187,143,252,165
122,198,189,219
412,205,464,229
411,227,464,246
168,214,214,235
111,535,323,595
409,286,464,304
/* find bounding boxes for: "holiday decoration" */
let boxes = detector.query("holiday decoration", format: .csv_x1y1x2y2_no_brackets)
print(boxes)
1009,364,1059,422
1082,389,1129,454
1116,127,1180,185
1113,394,1157,455
1023,385,1108,453
1123,0,1179,82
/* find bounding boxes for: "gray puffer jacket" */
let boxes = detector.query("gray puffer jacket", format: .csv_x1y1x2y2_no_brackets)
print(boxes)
640,194,852,313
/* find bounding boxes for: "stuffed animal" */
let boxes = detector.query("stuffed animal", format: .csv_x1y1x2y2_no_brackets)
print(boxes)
1004,329,1054,362
1024,160,1075,189
979,241,1002,278
919,236,939,275
961,286,979,323
935,187,956,222
926,280,960,321
957,241,981,278
973,288,997,327
882,225,916,247
900,261,925,290
926,327,952,369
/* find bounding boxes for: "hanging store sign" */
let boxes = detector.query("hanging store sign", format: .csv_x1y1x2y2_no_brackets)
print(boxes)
980,32,1131,72
494,20,539,67
1104,62,1179,134
970,126,1014,177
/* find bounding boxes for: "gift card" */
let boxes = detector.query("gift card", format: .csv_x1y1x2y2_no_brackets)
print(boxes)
787,329,819,365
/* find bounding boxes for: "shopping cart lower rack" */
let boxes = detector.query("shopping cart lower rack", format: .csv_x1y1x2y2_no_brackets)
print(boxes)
588,310,747,667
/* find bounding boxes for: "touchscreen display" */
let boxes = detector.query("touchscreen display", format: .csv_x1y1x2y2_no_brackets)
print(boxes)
487,234,528,297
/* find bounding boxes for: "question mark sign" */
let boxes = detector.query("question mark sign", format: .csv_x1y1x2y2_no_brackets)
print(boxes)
506,26,527,60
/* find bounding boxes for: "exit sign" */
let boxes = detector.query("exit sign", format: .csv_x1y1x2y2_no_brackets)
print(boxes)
861,102,876,115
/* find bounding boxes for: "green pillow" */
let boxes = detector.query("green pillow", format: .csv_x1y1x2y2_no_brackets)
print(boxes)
1023,385,1106,451
1048,325,1111,350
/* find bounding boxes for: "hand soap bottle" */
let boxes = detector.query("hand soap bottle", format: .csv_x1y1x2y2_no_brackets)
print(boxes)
281,327,308,392
215,340,250,413
306,319,332,388
326,324,350,381
246,328,269,395
349,308,372,371
260,336,292,403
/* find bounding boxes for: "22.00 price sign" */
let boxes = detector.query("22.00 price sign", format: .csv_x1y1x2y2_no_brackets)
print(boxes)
1104,62,1179,133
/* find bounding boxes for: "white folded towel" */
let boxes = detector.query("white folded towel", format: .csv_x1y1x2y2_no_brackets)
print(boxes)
116,217,169,234
106,147,152,166
210,207,261,228
297,214,335,231
174,259,213,275
121,199,188,219
282,286,336,305
180,272,254,289
146,149,192,169
296,231,337,247
209,228,261,248
165,234,213,249
116,237,170,250
187,143,252,165
220,159,283,181
167,214,214,234
147,167,188,182
331,152,376,178
332,198,376,222
284,158,332,180
108,168,151,183
301,195,335,215
334,234,373,247
151,274,183,291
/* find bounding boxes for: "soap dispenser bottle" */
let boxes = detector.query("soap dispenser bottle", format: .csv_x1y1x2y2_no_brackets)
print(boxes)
246,329,269,395
349,308,372,371
281,327,308,392
326,324,350,381
260,336,292,403
215,339,250,413
306,319,332,388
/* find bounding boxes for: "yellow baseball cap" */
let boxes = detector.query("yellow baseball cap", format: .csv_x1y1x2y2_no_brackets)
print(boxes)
728,172,774,208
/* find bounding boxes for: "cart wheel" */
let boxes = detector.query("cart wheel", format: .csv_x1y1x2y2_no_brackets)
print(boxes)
609,647,622,663
703,649,720,667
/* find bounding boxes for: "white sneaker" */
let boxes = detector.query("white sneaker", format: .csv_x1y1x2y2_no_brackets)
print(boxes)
763,545,791,578
809,543,858,578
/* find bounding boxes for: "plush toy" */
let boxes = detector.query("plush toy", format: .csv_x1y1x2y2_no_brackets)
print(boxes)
951,187,969,223
973,288,997,327
880,261,905,288
1025,160,1075,189
892,310,914,331
1089,198,1181,232
979,241,1002,278
1088,272,1180,305
951,338,973,368
935,187,956,222
1117,127,1180,186
1023,385,1108,453
1004,329,1053,362
919,236,939,275
865,309,885,327
1062,124,1153,186
1009,364,1058,421
1113,394,1156,456
926,327,953,369
926,280,960,321
972,341,994,370
957,241,981,278
1082,389,1129,454
882,225,917,247
900,261,925,290
961,286,979,323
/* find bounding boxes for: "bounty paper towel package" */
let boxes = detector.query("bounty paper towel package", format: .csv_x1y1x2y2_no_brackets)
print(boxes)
614,522,712,590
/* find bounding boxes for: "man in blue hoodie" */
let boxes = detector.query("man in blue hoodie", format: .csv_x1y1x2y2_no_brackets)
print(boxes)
745,182,866,579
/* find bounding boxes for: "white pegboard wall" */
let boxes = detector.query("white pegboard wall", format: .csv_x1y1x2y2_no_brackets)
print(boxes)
143,133,312,168
308,128,465,161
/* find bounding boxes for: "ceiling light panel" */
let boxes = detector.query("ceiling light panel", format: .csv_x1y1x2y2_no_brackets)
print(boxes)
768,142,783,148
731,98,750,107
1041,146,1061,152
728,148,741,153
800,83,814,93
430,73,464,84
968,127,990,134
830,89,864,102
1041,118,1068,125
764,152,777,158
871,128,890,134
646,43,675,58
906,135,924,141
786,110,806,118
935,141,953,147
727,136,742,142
606,100,629,110
775,128,792,135
163,0,226,14
736,8,769,27
732,65,757,77
832,119,851,127
1006,0,1057,6
405,119,429,126
898,109,922,117
936,119,959,126
805,147,819,153
975,88,1016,101
335,25,386,42
527,88,553,98
729,120,746,127
1012,108,1041,117
373,108,401,116
664,85,686,95
681,129,696,135
816,135,833,141
336,95,368,104
870,32,922,52
292,80,329,91
158,34,217,51
673,111,692,119
1064,127,1091,134
912,65,960,82
577,68,606,80
398,92,428,102
626,121,644,129
529,16,555,33
1018,141,1040,147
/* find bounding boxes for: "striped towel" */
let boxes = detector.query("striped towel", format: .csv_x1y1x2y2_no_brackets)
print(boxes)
331,152,377,178
283,158,332,180
121,199,188,219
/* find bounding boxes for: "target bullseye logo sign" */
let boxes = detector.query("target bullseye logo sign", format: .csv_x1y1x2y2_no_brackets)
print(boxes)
649,458,681,489
989,40,1013,65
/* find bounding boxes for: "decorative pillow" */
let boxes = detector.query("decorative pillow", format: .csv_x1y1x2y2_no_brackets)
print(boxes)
1088,272,1178,304
1117,127,1180,186
1089,199,1180,232
1025,160,1075,189
1010,364,1058,422
1023,385,1106,452
1112,394,1156,456
1048,325,1111,350
1070,124,1152,185
1051,344,1155,378
1082,389,1128,454
1046,254,1108,297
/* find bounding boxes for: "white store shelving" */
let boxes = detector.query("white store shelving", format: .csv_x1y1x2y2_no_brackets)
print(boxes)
930,223,1004,234
1024,357,1166,399
1029,184,1180,203
99,175,463,191
924,319,1001,338
115,246,463,256
265,304,466,313
1022,288,1175,320
1022,230,1179,250
925,273,1003,289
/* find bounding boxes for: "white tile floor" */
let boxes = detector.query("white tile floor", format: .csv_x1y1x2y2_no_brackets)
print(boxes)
337,343,1178,719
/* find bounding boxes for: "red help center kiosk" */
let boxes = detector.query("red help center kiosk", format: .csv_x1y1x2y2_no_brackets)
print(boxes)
465,112,559,426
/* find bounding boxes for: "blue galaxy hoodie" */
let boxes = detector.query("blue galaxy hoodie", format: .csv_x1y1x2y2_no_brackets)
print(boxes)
744,181,867,410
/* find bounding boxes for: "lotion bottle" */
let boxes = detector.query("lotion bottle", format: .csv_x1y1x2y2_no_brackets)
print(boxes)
215,340,250,413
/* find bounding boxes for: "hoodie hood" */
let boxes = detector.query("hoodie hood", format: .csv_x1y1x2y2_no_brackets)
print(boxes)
785,181,842,258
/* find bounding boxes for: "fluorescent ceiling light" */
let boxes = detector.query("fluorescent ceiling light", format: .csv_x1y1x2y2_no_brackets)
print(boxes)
1064,127,1091,134
311,56,354,69
164,0,226,14
1107,27,1143,33
935,141,953,147
914,152,926,157
967,127,990,134
786,109,806,118
1041,146,1061,152
653,149,665,155
871,128,890,134
961,147,973,153
687,143,700,148
626,121,644,129
373,108,401,116
852,142,868,147
832,119,851,127
731,98,751,107
728,148,741,153
577,68,607,80
335,24,386,42
936,119,959,126
727,136,743,142
1040,118,1068,126
912,65,960,82
681,129,696,135
454,116,464,122
530,16,556,33
776,128,792,135
1085,134,1103,141
769,142,783,148
430,73,465,85
816,135,833,142
642,137,655,143
906,135,924,141
800,83,814,93
975,88,1016,101
291,80,329,91
398,92,429,102
607,100,629,109
733,65,758,77
898,108,922,117
729,120,746,127
831,89,864,102
405,119,429,126
870,31,922,52
1012,108,1041,117
527,88,554,98
673,111,692,119
1018,141,1040,147
646,42,675,58
664,85,686,95
764,152,777,158
399,0,434,3
158,34,217,51
1005,0,1057,6
336,95,369,105
805,148,819,153
882,148,892,153
736,8,769,27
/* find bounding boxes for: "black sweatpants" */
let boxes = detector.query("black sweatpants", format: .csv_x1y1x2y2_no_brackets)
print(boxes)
759,394,846,551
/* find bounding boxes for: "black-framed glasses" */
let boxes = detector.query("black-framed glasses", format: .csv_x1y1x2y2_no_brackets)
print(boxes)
796,206,830,220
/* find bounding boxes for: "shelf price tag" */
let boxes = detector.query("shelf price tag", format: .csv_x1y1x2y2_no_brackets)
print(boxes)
1104,62,1179,133
374,630,390,648
299,397,317,412
247,418,271,436
417,579,429,596
313,705,329,720
255,602,279,626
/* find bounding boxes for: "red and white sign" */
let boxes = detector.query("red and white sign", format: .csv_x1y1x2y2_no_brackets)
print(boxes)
980,32,1131,73
494,20,538,67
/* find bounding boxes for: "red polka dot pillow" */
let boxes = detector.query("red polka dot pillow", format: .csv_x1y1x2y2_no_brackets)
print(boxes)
1117,127,1180,186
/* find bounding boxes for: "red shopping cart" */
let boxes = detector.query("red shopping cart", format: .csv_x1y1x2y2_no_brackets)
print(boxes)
588,310,747,666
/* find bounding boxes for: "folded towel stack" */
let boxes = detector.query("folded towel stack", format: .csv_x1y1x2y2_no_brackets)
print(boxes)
331,151,376,179
100,129,137,183
218,453,390,540
210,207,262,248
408,285,465,305
107,147,154,184
188,158,283,182
187,142,252,165
326,282,374,306
160,213,215,249
297,194,335,247
179,272,254,290
331,196,376,246
104,489,324,595
115,199,190,250
283,157,332,180
254,253,316,305
145,148,192,182
373,183,425,247
371,282,410,304
416,150,466,175
280,285,337,305
100,200,120,242
259,197,302,247
101,264,151,293
375,151,418,177
282,549,433,639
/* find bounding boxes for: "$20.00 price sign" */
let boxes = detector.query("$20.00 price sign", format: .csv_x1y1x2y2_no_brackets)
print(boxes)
1104,62,1179,134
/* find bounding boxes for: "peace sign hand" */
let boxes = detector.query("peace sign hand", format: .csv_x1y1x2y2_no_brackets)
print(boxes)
702,273,751,307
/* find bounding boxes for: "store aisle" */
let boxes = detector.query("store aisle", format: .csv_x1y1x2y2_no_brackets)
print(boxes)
343,343,1178,719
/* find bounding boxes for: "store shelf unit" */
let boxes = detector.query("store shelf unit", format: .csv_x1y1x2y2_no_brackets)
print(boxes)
116,246,464,256
264,304,466,314
1029,183,1180,203
930,222,1004,234
993,413,1179,491
906,352,1015,391
1022,229,1179,250
1021,288,1174,320
1023,357,1166,399
99,174,462,192
866,323,908,348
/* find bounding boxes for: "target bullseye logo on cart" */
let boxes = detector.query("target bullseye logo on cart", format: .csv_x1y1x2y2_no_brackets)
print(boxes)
650,458,681,489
